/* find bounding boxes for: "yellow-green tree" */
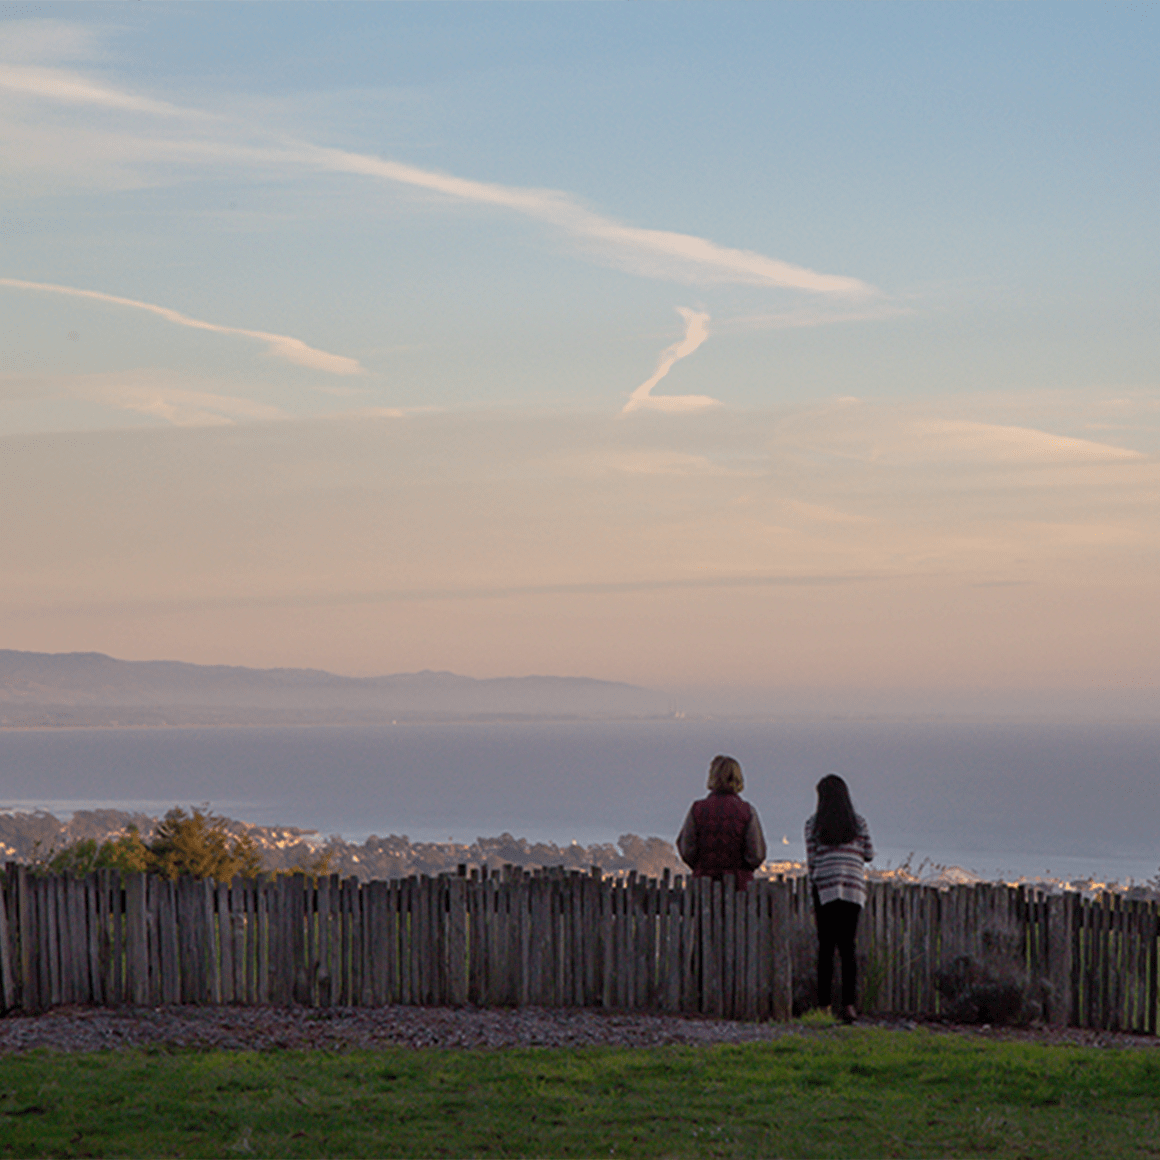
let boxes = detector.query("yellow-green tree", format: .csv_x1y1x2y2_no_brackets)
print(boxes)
149,808,262,882
36,809,262,882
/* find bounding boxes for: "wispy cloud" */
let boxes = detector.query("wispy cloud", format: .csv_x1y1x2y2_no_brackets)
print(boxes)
74,381,287,427
0,370,288,427
774,402,1148,470
0,36,878,297
623,309,720,414
0,64,192,117
43,570,882,616
264,144,878,295
43,123,878,293
907,420,1144,465
0,19,103,64
607,450,732,476
715,302,914,334
0,278,365,376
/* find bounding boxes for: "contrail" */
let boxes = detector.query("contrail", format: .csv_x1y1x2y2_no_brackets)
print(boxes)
308,145,874,295
0,56,878,296
623,309,719,414
0,63,191,117
0,277,365,375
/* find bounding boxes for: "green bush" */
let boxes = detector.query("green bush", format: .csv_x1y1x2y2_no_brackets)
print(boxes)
33,808,262,883
37,827,152,876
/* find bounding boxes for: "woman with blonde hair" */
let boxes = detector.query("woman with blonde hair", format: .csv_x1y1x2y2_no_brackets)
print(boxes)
805,773,874,1023
676,755,767,889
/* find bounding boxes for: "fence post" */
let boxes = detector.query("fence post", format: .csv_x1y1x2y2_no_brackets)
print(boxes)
516,872,531,1008
0,869,15,1011
289,874,308,1006
770,878,792,1021
316,873,333,1006
1044,890,1074,1027
203,877,221,1005
1147,902,1158,1037
84,873,102,1006
218,880,234,1004
699,877,718,1017
124,873,148,1005
721,875,736,1019
15,866,32,1010
156,878,178,1005
264,875,281,1004
448,877,468,1005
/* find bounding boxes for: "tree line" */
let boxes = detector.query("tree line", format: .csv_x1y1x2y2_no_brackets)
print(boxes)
0,808,687,882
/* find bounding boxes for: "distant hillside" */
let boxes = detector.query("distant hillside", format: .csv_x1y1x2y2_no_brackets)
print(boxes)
0,650,672,728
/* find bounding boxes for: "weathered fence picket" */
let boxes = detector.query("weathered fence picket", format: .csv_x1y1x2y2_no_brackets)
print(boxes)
1,863,1157,1034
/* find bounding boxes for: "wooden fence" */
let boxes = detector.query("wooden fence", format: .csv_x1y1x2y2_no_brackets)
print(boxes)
0,864,1156,1032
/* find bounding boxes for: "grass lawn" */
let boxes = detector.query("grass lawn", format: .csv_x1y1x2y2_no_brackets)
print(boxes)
2,1026,1158,1158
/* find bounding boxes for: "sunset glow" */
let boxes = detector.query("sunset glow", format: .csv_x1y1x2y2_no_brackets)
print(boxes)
2,5,1156,706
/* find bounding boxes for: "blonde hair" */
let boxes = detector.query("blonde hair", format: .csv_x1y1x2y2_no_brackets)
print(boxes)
707,754,744,794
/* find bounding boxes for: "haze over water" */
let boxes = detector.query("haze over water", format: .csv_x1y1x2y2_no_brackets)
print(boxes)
3,719,1157,886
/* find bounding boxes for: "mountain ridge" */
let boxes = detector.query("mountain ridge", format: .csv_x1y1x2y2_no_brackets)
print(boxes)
0,649,672,726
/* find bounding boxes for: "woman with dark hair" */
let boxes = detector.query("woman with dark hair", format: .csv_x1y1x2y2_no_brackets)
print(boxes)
676,755,767,889
805,774,874,1023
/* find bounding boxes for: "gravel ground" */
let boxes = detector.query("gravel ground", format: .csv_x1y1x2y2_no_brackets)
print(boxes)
2,1005,1158,1055
0,1006,779,1054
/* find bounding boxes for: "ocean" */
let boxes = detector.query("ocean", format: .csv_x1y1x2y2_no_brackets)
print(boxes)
1,718,1157,885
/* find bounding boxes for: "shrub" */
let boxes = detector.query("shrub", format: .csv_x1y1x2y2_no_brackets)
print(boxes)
33,808,261,883
934,955,1044,1026
36,828,152,876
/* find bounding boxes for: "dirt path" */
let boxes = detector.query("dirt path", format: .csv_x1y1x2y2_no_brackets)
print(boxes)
2,1005,1157,1055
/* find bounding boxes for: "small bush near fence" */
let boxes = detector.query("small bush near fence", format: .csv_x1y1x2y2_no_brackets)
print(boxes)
933,955,1044,1026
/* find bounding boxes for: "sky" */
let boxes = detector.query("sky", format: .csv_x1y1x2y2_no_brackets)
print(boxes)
2,2,1158,701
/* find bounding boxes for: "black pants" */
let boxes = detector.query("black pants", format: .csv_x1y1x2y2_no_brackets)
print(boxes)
815,898,862,1008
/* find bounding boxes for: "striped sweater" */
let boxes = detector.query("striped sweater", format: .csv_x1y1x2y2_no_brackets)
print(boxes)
805,813,874,907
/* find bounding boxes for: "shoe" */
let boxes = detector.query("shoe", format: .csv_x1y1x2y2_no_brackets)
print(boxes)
841,1005,857,1024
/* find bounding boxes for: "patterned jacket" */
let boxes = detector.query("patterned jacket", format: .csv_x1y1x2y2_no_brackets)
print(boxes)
805,813,874,907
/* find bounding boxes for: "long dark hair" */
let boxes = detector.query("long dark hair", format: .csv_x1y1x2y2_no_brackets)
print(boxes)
814,774,857,846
